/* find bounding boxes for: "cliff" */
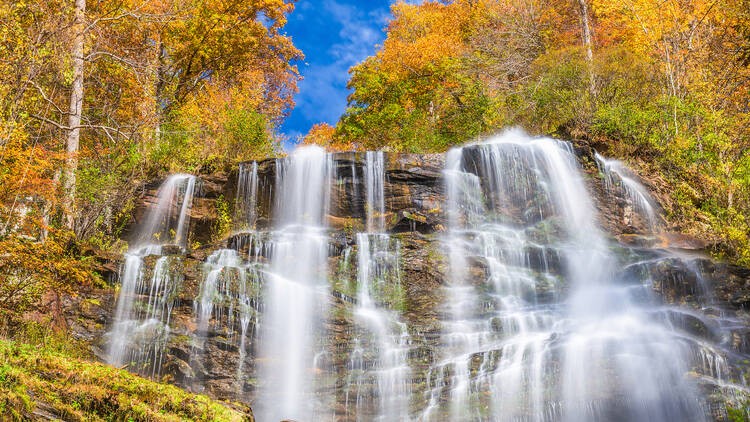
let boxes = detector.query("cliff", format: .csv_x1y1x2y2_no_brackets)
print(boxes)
67,140,750,421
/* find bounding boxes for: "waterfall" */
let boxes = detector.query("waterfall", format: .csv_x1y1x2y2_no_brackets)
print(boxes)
424,130,705,421
365,151,386,233
235,162,259,230
104,133,750,421
194,248,261,382
595,152,659,233
347,233,410,420
342,151,413,420
107,174,196,371
257,146,334,421
136,174,196,247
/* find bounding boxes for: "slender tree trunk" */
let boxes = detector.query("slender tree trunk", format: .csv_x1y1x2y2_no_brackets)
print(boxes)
153,41,167,144
41,169,62,241
64,0,86,231
577,0,595,97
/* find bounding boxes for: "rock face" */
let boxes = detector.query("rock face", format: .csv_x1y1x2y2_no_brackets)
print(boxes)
76,145,750,421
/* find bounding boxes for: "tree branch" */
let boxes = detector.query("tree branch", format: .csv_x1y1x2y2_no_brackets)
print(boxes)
24,80,68,116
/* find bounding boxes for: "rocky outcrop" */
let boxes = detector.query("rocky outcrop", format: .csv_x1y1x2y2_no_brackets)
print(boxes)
76,145,750,420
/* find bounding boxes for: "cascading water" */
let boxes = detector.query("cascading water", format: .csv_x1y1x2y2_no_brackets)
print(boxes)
595,152,659,233
104,133,750,421
346,233,410,420
364,151,386,233
235,161,259,230
136,174,196,246
108,174,196,372
422,130,706,421
257,146,334,421
194,248,261,383
343,151,412,420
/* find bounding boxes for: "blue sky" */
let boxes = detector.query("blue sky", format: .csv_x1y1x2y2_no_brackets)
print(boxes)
279,0,399,146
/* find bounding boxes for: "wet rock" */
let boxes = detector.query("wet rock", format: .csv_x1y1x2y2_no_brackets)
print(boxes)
397,233,445,333
82,247,122,283
189,197,218,243
199,172,228,199
657,309,722,343
389,209,443,234
67,146,750,421
161,244,185,255
656,232,708,250
61,286,115,358
639,257,709,304
695,260,750,309
616,233,659,247
163,352,199,384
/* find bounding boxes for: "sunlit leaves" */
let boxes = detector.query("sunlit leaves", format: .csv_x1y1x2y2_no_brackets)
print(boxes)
301,123,358,152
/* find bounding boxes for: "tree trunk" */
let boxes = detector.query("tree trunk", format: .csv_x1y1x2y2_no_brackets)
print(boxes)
64,0,86,231
577,0,595,97
153,41,167,144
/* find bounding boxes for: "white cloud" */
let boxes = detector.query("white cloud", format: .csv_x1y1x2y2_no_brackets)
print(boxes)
290,0,389,134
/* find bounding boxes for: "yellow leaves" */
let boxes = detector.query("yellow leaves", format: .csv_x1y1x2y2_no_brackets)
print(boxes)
377,1,471,77
0,225,99,317
591,0,749,114
301,123,358,152
0,124,58,208
302,123,362,152
593,0,722,56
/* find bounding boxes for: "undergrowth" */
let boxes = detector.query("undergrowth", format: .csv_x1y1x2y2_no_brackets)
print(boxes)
0,335,252,421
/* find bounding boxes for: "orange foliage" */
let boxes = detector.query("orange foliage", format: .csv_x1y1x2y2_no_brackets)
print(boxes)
302,123,358,152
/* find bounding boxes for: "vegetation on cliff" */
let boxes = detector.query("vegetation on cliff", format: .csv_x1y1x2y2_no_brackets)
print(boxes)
0,0,747,281
0,332,252,421
0,0,302,336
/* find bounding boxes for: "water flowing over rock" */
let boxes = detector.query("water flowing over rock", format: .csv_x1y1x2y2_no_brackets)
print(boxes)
421,132,703,421
341,151,413,420
235,162,259,231
595,152,660,234
193,248,260,389
257,146,334,420
107,174,196,373
96,131,750,421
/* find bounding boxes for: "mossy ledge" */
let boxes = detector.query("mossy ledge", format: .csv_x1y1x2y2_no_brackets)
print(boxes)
0,339,253,421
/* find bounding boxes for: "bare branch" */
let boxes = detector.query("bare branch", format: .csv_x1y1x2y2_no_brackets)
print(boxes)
82,0,153,34
30,114,130,144
24,80,68,116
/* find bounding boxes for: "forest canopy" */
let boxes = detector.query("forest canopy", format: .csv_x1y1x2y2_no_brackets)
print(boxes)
0,0,301,241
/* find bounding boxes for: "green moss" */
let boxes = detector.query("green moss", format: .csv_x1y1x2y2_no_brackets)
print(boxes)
725,397,750,422
213,194,232,241
0,339,252,421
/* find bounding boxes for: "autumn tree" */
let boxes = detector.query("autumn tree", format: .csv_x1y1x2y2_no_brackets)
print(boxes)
151,0,302,139
337,0,580,152
0,0,303,334
338,1,489,152
0,0,302,238
301,123,357,152
336,0,750,263
64,0,85,230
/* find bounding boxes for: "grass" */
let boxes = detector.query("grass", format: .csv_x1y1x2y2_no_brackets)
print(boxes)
0,338,252,421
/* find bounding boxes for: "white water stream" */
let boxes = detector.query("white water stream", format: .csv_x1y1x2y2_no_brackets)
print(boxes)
343,151,412,420
257,146,333,421
422,130,705,421
108,174,196,373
